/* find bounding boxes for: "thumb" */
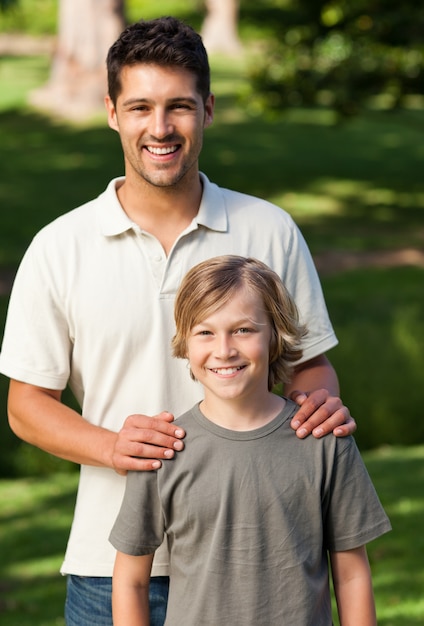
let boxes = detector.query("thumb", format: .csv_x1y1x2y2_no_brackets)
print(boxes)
155,411,175,422
289,390,308,406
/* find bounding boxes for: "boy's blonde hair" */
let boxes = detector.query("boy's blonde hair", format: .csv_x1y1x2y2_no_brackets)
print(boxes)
172,255,308,390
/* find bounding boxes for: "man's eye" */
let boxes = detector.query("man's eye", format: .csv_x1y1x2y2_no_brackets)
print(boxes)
171,103,193,110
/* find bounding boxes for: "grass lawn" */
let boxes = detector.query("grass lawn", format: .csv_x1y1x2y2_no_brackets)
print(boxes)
0,472,78,626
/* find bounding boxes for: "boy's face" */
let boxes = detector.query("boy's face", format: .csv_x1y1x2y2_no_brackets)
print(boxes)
105,63,214,189
187,287,272,410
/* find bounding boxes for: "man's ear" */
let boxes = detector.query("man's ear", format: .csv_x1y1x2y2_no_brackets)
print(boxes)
105,95,119,132
204,92,215,128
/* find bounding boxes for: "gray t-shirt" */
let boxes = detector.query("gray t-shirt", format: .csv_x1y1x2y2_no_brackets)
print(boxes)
110,400,391,625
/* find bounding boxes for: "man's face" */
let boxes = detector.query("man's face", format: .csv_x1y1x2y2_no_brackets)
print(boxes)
105,64,214,189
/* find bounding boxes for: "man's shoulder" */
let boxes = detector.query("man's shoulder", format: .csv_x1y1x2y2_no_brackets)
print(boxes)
210,180,296,226
33,178,119,243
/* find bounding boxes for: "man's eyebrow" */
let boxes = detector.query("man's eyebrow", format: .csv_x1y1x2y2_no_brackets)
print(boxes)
121,97,151,107
122,96,199,107
169,97,199,105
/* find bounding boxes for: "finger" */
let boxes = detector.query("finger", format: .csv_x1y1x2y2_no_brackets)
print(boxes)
116,427,185,459
333,416,357,437
295,406,350,439
153,411,177,423
113,455,165,474
120,439,185,459
289,389,308,406
290,392,339,430
124,413,186,441
112,438,186,474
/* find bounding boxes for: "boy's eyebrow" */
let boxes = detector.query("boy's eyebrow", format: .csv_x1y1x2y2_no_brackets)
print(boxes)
192,316,264,328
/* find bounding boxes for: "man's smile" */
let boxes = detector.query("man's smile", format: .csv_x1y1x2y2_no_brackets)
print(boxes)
146,145,180,155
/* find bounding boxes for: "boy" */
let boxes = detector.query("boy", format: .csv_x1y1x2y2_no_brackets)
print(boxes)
110,255,391,625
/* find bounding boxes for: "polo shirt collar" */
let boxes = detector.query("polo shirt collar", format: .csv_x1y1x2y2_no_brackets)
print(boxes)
99,173,228,237
196,172,228,232
98,177,133,236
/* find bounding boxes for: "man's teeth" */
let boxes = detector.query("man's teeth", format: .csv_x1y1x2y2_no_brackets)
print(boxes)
147,146,178,155
212,367,243,375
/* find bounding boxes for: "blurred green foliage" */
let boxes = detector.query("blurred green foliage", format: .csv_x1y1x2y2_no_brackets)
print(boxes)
0,0,56,34
241,0,424,117
0,0,197,34
2,0,423,119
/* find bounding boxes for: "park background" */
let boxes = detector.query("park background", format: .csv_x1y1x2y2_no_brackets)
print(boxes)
0,0,423,624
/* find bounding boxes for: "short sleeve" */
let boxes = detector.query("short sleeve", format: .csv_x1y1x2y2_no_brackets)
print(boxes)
109,470,165,556
0,236,72,389
324,438,391,551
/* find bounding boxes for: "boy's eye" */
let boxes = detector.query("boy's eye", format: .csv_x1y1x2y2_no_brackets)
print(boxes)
236,327,251,334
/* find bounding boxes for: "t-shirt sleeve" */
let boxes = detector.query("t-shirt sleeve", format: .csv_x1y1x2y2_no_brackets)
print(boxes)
0,235,71,389
323,437,391,552
109,469,165,556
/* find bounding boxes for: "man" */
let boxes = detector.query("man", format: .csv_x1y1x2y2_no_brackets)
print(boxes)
0,16,355,626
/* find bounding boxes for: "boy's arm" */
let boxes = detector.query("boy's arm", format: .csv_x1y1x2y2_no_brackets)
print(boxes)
112,551,154,626
330,546,377,626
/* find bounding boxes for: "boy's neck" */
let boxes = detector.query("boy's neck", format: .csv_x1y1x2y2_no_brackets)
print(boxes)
199,393,286,432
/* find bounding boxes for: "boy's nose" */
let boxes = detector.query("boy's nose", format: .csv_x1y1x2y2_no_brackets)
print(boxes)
215,335,237,359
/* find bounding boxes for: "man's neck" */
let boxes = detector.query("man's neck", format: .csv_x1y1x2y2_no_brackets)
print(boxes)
116,171,203,255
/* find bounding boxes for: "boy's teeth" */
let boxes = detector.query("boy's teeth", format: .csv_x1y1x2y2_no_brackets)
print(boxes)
213,367,241,375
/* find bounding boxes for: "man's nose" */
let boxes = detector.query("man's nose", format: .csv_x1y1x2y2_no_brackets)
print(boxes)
151,109,174,139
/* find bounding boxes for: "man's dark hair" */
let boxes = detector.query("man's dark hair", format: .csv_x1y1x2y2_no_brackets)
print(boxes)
107,16,211,105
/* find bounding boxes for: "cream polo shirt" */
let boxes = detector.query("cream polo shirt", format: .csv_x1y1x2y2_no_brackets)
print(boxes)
0,173,338,577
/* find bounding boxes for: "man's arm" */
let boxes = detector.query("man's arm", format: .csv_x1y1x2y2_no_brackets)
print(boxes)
330,546,377,626
7,380,185,473
285,354,356,438
112,551,153,626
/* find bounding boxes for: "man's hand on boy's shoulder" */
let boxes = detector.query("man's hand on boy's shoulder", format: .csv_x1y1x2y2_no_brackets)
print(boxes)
112,411,186,475
290,389,356,439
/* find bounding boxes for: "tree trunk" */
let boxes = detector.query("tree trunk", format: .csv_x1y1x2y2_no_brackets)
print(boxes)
30,0,125,120
201,0,243,56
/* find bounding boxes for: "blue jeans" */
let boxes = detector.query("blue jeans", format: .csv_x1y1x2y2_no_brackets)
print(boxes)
65,575,169,626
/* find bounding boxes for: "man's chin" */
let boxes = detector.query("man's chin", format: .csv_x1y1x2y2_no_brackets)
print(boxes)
140,170,186,188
